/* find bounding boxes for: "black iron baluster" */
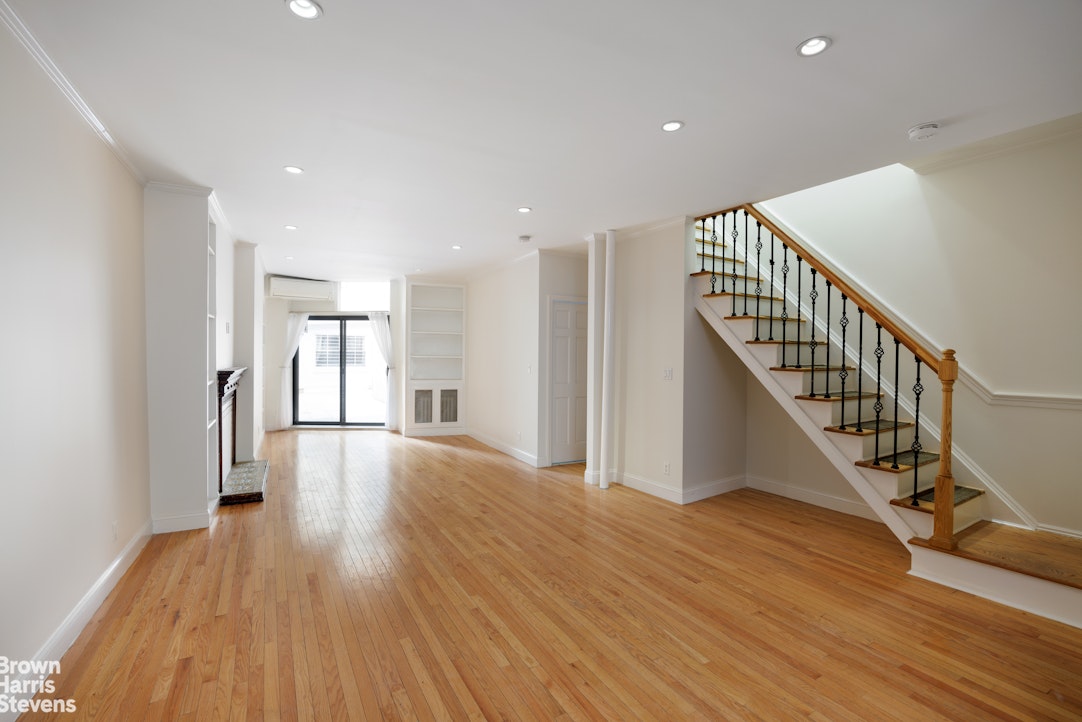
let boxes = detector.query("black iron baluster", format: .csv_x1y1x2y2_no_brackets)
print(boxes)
808,268,819,396
709,215,719,294
873,324,884,465
891,338,901,469
838,295,849,428
910,357,924,505
754,222,763,340
855,307,865,432
824,280,832,399
699,220,706,273
768,232,776,341
730,211,739,314
780,245,790,367
743,213,750,315
795,256,803,368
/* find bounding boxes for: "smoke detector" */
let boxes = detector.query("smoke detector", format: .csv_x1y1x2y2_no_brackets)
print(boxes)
518,235,532,244
908,123,940,142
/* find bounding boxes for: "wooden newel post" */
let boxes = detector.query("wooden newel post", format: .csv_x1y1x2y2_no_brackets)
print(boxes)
929,349,958,550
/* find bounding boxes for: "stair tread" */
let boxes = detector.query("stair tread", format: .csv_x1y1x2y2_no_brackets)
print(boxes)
770,364,854,373
910,521,1082,591
696,252,744,263
795,390,881,402
746,339,813,346
690,271,761,281
707,291,785,301
855,451,939,472
725,314,805,322
890,485,983,513
824,419,914,436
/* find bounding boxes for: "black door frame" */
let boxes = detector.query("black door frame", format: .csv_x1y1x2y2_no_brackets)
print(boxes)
292,314,385,427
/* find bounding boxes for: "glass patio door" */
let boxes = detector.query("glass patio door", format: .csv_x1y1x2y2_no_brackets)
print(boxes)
293,316,387,425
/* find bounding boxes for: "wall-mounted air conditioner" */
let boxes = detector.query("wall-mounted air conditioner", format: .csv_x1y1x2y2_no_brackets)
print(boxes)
267,275,336,301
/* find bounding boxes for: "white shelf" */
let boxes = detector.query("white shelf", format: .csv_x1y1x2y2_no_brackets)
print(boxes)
406,282,465,434
411,284,463,310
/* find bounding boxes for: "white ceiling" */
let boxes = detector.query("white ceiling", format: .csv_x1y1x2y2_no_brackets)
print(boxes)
7,0,1082,282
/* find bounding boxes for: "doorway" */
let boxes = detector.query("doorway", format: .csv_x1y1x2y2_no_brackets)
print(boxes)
292,316,387,425
550,299,588,464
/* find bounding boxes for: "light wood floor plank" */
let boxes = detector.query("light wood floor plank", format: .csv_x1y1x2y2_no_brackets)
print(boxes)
20,430,1082,721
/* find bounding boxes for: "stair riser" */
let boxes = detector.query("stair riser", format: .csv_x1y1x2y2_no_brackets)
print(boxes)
724,298,789,318
829,426,917,463
773,371,861,397
798,396,901,428
894,495,985,537
860,458,940,499
773,344,835,367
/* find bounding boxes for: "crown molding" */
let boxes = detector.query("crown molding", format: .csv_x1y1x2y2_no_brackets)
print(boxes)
0,0,146,184
904,112,1082,176
145,181,213,197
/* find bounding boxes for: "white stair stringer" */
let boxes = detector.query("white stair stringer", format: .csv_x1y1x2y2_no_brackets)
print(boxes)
694,294,921,546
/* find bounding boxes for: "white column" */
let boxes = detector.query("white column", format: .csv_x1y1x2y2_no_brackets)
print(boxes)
598,230,617,489
584,233,605,486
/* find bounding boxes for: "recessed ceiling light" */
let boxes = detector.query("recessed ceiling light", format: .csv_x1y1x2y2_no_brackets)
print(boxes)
517,206,532,213
286,0,322,19
285,256,295,260
283,165,304,174
284,225,298,230
797,36,832,57
451,245,462,250
661,120,684,132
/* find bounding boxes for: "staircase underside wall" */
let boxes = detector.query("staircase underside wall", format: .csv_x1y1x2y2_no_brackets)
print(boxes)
745,376,876,522
694,296,918,545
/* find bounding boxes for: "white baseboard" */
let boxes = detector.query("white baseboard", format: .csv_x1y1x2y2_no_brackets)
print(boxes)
1037,522,1082,539
152,511,210,534
682,475,746,504
618,472,682,505
583,467,600,486
468,431,539,468
6,520,154,720
747,475,878,521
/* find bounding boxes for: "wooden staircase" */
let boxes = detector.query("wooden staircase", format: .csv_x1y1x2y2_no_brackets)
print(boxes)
690,208,1082,628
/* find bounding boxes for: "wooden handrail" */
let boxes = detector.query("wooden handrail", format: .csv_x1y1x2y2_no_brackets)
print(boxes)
696,203,957,547
697,204,939,372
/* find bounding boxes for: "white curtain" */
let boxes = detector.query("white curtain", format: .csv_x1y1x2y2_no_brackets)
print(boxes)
369,311,398,430
279,312,309,429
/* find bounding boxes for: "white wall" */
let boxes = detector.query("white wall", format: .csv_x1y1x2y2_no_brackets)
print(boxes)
744,375,875,520
760,127,1082,533
681,216,749,501
0,24,150,682
613,220,687,500
467,254,540,464
144,184,212,532
233,242,264,459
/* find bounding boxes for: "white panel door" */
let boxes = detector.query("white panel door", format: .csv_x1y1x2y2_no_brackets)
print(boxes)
551,300,588,464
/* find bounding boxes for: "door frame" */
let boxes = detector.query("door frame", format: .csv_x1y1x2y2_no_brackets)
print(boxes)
540,295,588,467
291,314,387,427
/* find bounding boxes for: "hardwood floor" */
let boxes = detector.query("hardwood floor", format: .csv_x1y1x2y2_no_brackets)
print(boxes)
24,430,1082,720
